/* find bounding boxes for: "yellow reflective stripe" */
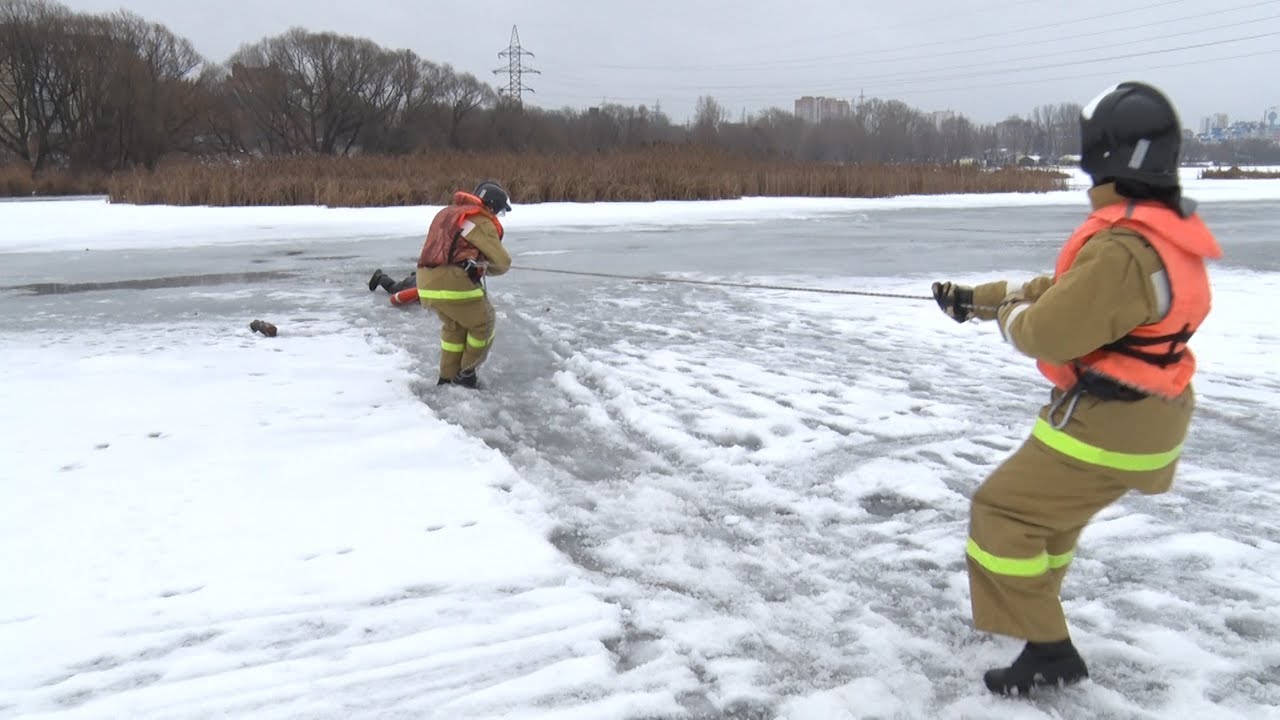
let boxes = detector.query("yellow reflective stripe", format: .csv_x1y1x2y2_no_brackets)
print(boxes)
466,332,493,349
1032,418,1181,471
418,287,484,301
1048,550,1075,570
966,539,1076,578
966,538,1050,577
440,340,465,353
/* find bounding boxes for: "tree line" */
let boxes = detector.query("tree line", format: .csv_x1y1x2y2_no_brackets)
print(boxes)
3,0,1276,177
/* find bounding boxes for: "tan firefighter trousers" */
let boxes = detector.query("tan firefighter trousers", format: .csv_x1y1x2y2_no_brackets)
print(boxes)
967,396,1188,642
427,297,496,380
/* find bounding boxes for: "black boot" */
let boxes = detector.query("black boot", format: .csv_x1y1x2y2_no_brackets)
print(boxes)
367,269,385,292
437,376,452,386
984,639,1088,696
454,369,479,389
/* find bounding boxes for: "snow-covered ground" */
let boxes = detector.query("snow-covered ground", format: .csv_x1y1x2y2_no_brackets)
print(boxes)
2,168,1279,719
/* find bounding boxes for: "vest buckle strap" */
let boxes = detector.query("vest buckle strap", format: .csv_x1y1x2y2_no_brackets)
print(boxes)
1102,323,1194,368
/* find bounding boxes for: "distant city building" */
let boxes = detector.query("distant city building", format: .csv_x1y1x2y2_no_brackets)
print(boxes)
794,96,851,123
1266,106,1280,141
794,96,816,122
1195,112,1276,143
822,97,851,120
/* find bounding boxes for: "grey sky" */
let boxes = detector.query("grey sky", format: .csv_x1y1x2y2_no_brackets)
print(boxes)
59,0,1279,129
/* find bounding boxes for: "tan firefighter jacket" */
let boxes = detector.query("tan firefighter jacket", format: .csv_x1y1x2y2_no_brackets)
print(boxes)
970,183,1204,493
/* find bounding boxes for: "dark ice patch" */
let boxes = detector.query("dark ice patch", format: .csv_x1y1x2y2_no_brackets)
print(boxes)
7,271,296,295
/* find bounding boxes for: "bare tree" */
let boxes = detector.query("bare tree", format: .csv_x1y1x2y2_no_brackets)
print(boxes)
225,28,424,155
938,115,978,161
190,64,249,155
994,115,1035,160
124,12,204,166
1052,102,1082,158
0,0,75,170
56,11,205,169
439,66,494,149
692,94,724,144
367,51,446,152
859,99,920,162
6,4,1153,179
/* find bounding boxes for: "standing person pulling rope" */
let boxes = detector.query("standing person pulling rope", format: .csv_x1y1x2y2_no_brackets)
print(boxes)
931,81,1222,697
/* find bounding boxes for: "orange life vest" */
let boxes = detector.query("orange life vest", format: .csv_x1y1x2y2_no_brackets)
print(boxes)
1037,200,1222,399
417,192,505,270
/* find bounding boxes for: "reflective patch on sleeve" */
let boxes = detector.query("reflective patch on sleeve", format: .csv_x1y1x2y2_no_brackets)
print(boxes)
999,302,1031,344
459,219,476,237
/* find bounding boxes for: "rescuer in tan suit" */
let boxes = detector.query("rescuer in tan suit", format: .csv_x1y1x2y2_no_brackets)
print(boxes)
932,82,1222,695
416,181,513,388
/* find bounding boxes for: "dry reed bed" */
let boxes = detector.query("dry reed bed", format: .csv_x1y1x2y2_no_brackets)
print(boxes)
103,149,1068,207
1199,167,1280,179
0,164,108,197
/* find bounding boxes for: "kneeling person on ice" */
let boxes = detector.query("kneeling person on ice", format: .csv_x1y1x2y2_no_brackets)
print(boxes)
931,81,1222,696
417,181,513,388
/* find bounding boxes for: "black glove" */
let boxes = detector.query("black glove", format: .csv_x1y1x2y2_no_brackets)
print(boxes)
462,259,482,284
932,281,974,323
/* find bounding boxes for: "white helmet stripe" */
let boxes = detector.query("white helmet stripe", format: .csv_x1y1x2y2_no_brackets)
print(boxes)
1082,84,1119,120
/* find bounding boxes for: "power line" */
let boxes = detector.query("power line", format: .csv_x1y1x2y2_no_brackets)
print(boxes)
550,26,1280,95
733,0,1055,56
538,0,1058,67
832,29,1280,95
527,2,1279,121
493,25,540,105
733,2,1280,74
531,47,1280,108
863,47,1280,101
820,26,1280,92
539,45,1279,107
541,0,1203,72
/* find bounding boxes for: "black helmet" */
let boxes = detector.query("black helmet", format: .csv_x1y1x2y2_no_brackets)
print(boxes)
1080,81,1181,188
474,180,512,214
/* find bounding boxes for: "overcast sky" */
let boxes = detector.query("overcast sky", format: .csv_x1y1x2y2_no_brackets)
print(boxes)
58,0,1280,129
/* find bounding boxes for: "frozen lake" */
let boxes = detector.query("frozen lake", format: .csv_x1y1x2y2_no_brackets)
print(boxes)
2,184,1279,719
